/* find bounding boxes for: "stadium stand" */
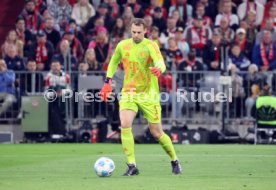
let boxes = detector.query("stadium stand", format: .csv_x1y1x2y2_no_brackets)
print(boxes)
0,0,276,144
0,0,25,56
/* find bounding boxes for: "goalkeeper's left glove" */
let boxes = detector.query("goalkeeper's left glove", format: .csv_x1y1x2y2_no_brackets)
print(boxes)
150,67,161,77
100,78,112,102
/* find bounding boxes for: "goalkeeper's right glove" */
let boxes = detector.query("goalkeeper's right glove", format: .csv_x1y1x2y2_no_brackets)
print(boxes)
100,78,112,102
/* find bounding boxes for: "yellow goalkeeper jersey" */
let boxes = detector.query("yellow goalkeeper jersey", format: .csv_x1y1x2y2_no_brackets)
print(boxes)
106,38,166,94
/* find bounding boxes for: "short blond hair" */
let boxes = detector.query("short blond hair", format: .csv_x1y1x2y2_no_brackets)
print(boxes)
131,18,146,28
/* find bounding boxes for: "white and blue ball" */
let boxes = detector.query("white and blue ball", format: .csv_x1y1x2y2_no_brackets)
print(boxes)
94,157,115,177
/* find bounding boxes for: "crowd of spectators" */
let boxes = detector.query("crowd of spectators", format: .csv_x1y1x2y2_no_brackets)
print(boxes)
0,0,276,120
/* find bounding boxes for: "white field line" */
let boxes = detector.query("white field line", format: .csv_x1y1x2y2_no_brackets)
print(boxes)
0,154,275,158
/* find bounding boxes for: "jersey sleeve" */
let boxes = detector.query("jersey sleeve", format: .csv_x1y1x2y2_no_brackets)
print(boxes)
148,41,166,73
106,42,122,78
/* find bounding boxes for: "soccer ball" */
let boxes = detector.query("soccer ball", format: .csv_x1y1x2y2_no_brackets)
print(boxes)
94,157,115,177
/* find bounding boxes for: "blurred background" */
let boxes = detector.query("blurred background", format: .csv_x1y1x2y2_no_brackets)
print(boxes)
0,0,275,144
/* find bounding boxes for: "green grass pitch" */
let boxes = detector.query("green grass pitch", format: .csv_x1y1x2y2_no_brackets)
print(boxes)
0,144,275,190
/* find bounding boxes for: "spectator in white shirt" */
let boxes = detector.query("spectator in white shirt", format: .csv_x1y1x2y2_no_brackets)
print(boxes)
215,0,239,29
71,0,95,27
237,0,264,26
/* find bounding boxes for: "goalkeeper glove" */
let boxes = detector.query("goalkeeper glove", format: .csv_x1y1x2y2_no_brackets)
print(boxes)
100,78,112,102
150,67,161,77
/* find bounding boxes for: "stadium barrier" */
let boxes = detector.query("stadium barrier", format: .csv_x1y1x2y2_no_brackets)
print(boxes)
0,70,275,130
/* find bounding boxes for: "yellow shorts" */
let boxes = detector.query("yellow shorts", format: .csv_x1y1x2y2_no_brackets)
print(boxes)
119,93,161,123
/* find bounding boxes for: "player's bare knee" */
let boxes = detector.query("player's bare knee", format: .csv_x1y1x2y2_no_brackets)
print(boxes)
148,123,163,140
120,119,132,128
150,130,163,140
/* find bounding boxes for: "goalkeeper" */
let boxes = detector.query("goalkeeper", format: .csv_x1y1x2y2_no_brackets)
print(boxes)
100,18,181,176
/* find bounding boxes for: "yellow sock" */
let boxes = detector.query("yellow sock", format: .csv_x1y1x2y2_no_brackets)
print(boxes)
121,127,135,164
159,133,177,161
